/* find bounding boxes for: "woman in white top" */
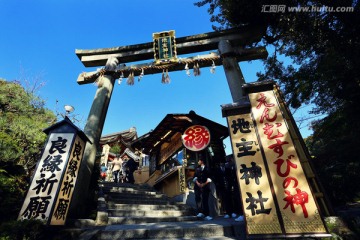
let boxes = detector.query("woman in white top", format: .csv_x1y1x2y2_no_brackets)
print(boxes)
112,157,123,183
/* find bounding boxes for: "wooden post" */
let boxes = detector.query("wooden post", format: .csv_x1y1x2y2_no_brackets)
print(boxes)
70,73,116,217
218,40,247,102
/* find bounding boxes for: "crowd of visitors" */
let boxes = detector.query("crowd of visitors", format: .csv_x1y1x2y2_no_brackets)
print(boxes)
100,155,138,184
100,154,244,222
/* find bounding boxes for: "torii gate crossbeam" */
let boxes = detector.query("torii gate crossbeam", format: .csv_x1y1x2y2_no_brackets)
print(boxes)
75,25,265,67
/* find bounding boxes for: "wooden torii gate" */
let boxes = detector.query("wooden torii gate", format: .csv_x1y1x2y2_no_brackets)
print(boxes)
71,25,331,226
70,25,267,217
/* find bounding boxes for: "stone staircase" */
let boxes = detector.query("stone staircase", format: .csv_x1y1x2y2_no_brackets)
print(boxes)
69,182,246,239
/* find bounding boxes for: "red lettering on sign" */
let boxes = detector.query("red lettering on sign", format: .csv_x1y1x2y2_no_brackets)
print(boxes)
283,177,299,189
283,188,309,218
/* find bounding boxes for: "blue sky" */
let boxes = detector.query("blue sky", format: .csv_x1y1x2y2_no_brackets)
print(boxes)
0,0,313,155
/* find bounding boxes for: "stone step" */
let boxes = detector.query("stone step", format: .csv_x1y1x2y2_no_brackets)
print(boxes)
107,197,174,205
93,182,246,239
105,192,168,200
105,188,161,196
107,203,192,211
108,209,194,217
145,238,237,240
100,185,161,194
99,182,154,191
107,215,198,225
146,238,237,240
97,219,245,239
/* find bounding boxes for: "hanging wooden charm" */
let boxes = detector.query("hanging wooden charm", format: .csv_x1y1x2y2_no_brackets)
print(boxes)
161,69,165,83
193,63,198,76
164,69,170,84
193,62,201,76
118,72,124,85
185,63,190,76
210,60,216,74
127,72,134,85
138,68,144,82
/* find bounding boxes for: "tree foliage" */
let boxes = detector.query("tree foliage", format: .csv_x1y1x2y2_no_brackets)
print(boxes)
0,79,56,172
0,78,56,226
195,0,360,205
110,144,122,155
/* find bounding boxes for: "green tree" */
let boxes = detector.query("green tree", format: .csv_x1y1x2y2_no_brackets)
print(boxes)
195,0,360,205
0,78,56,225
110,144,122,155
0,79,56,173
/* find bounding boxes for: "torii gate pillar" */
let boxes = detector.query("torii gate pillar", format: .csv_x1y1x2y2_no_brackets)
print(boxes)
70,74,116,217
218,40,247,101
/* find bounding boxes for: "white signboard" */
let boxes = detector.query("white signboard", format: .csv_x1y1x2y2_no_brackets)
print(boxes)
18,133,74,223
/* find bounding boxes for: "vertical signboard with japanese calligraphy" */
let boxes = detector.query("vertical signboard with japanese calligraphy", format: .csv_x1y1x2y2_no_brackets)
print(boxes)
248,88,327,234
18,133,74,224
179,167,186,193
50,134,86,225
223,82,328,238
18,117,89,225
225,104,283,235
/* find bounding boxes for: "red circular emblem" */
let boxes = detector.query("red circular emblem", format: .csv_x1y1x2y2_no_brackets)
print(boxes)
181,125,211,151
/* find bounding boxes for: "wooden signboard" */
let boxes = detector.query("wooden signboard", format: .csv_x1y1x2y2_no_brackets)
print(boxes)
50,134,86,225
153,30,177,65
18,118,88,225
224,84,328,238
19,133,74,224
227,113,282,235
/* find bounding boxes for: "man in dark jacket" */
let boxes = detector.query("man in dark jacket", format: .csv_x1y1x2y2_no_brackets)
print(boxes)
226,156,244,222
193,158,213,221
124,157,137,184
215,161,236,218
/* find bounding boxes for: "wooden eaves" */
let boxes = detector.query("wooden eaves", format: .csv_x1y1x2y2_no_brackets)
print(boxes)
131,111,229,154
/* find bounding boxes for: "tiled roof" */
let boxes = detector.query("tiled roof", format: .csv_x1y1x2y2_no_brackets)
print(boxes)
100,127,138,146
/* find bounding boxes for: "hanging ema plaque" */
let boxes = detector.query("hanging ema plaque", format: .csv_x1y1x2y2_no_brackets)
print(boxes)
153,30,177,65
181,125,211,151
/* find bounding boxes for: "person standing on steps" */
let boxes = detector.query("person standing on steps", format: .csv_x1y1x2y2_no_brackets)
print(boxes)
226,156,244,222
124,156,137,184
112,157,123,183
193,158,213,221
215,161,236,219
100,163,108,182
